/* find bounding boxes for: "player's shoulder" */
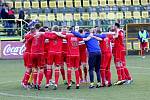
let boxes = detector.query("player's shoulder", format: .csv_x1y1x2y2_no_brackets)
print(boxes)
61,31,66,35
66,33,73,37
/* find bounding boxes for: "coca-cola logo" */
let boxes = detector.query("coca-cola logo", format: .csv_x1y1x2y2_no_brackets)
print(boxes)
3,44,25,56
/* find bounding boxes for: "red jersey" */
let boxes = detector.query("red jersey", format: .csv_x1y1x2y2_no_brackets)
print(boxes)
24,33,33,53
79,41,86,52
100,37,111,54
31,34,45,54
62,32,67,53
62,39,67,53
45,32,63,53
66,34,81,56
45,32,57,53
44,33,49,53
114,29,125,50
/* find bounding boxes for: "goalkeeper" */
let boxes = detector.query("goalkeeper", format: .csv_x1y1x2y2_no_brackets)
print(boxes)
138,28,149,58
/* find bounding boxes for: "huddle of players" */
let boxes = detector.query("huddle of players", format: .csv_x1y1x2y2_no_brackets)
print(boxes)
21,23,132,90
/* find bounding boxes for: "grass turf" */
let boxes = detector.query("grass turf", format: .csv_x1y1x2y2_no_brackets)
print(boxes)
0,55,150,100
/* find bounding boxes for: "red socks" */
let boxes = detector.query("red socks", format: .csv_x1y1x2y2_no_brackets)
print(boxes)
116,67,122,81
124,67,132,80
75,70,79,85
22,71,30,85
100,69,106,85
60,68,66,80
33,72,38,85
38,71,44,86
50,69,53,80
121,67,126,80
46,69,51,84
78,67,83,81
55,69,59,86
141,49,144,56
67,69,72,86
106,70,111,84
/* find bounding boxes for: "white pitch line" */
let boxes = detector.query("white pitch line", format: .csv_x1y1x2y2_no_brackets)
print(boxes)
0,80,20,85
0,66,150,100
132,73,150,75
111,65,150,70
0,81,85,100
128,67,150,70
0,92,85,100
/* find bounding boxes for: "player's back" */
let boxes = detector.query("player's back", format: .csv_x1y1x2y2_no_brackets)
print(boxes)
45,32,57,53
44,33,49,52
100,37,111,54
66,33,80,56
62,32,67,53
55,33,63,53
24,33,33,53
31,34,45,54
114,29,125,50
45,32,63,53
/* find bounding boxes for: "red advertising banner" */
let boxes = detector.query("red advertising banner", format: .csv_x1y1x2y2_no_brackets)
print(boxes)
0,41,25,59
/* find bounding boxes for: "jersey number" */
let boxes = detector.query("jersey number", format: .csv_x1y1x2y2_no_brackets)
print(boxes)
72,41,78,47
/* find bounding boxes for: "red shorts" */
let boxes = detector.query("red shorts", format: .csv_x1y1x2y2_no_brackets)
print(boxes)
67,56,80,68
31,53,45,67
80,51,87,63
62,52,67,62
48,52,62,66
101,53,112,70
140,42,148,49
44,51,48,65
113,50,126,66
23,52,32,68
60,52,68,66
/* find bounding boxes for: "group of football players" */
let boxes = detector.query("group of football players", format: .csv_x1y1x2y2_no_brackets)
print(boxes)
21,23,133,90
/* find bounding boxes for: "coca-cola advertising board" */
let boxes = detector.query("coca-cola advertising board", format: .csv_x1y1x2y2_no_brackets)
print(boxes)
0,41,25,59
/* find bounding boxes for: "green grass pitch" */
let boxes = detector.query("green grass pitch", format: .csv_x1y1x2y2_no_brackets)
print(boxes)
0,56,150,100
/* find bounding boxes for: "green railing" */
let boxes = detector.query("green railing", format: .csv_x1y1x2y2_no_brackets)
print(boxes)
0,19,28,41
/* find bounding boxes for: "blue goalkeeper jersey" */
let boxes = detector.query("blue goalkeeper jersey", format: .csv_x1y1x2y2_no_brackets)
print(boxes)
71,31,106,53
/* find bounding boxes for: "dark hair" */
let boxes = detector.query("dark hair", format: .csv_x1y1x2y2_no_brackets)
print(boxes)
39,28,45,32
108,27,111,32
115,23,120,28
79,28,83,33
63,25,67,28
95,26,98,28
35,23,41,30
96,29,101,33
43,26,48,29
2,3,7,7
48,27,51,31
84,28,90,33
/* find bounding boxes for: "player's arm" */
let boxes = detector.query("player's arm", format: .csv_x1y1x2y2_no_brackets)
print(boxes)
113,31,119,39
45,33,57,39
22,33,33,43
55,32,66,38
33,32,45,38
71,31,87,38
83,36,91,41
138,31,141,40
146,31,149,38
94,34,106,39
92,35,103,41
